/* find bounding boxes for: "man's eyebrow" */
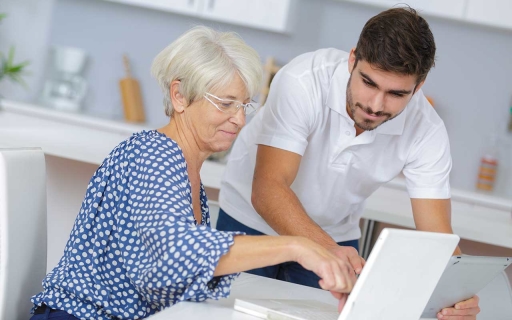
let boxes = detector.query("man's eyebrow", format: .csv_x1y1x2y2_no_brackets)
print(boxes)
360,71,378,88
360,71,412,95
388,89,412,95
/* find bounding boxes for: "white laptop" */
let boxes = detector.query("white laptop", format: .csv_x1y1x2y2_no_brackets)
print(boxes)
234,228,460,320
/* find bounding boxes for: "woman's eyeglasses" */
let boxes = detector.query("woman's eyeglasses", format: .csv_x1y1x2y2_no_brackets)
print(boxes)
204,92,259,115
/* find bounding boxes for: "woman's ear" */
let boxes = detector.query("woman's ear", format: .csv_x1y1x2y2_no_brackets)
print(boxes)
169,80,186,114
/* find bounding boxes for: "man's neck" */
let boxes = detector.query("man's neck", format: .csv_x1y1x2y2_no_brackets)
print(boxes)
346,104,366,137
355,125,365,137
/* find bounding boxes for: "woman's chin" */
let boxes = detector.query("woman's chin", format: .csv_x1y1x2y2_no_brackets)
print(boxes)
209,142,233,154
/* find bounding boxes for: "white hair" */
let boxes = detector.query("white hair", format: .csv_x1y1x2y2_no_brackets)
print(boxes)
151,26,262,117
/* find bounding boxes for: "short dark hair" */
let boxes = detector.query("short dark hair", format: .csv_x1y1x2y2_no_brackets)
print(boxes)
354,6,436,83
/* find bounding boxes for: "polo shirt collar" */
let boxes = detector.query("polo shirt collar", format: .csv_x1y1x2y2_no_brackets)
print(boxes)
326,60,352,122
326,59,407,136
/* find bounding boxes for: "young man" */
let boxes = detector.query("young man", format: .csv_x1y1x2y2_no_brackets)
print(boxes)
217,7,480,320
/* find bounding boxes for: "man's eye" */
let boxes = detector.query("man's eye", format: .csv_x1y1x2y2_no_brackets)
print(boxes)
391,93,404,98
363,79,373,87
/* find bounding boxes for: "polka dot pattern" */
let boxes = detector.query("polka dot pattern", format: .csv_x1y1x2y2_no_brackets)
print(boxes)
31,130,242,319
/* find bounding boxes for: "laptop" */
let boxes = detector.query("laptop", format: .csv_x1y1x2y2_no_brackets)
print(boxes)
421,255,512,318
234,228,460,320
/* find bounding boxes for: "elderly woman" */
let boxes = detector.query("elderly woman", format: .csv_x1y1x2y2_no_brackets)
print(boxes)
30,26,354,320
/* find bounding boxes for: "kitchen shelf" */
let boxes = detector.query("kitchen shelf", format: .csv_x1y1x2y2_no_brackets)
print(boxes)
0,99,225,189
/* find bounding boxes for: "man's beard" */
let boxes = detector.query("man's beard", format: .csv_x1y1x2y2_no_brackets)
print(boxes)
346,75,397,131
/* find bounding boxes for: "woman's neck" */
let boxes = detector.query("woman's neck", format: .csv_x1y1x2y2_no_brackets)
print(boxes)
158,117,210,176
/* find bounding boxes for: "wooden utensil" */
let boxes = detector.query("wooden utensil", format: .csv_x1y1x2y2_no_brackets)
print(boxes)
119,54,145,123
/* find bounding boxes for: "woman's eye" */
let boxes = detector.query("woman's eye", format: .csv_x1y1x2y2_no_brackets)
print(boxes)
221,102,234,108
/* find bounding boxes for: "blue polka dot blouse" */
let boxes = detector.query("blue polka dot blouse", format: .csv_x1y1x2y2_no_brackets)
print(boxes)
32,130,242,319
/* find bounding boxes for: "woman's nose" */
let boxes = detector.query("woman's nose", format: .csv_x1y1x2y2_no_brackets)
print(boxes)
230,108,246,127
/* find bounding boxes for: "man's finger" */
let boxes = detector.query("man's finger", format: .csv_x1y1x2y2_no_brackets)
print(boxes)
454,295,479,309
438,307,480,318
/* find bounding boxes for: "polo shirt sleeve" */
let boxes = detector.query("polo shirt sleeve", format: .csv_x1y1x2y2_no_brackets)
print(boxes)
402,123,452,199
255,71,317,156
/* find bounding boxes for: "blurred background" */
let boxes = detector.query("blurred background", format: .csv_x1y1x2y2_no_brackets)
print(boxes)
2,0,512,197
1,0,512,290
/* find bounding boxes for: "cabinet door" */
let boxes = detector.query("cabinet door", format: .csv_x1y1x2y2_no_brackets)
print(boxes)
465,0,512,30
343,0,466,20
200,0,295,33
105,0,202,16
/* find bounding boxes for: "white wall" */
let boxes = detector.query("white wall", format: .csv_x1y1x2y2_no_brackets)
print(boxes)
0,0,55,101
45,0,512,197
2,0,512,196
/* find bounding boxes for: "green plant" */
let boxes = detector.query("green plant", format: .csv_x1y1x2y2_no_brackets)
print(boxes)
0,13,30,87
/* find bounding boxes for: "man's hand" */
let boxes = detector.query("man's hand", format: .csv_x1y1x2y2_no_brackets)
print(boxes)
437,295,480,319
328,245,365,277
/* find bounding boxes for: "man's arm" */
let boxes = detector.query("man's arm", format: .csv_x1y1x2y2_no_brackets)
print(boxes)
411,198,480,320
252,145,335,246
410,198,461,255
251,144,364,274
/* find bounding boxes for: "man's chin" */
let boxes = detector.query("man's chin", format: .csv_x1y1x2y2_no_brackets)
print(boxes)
354,121,379,131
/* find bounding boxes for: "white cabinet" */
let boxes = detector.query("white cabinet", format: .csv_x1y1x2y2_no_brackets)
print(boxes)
105,0,201,15
465,0,512,30
341,0,512,32
104,0,296,33
200,0,295,33
397,0,466,20
342,0,466,20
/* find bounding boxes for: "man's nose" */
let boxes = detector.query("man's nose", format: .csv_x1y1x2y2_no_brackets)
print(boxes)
367,91,385,113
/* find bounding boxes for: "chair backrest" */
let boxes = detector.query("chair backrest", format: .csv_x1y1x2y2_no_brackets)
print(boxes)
0,148,47,320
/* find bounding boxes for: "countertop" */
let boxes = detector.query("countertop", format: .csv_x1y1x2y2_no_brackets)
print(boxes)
1,99,511,248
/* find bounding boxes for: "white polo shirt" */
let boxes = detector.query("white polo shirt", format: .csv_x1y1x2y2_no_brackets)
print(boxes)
219,48,451,242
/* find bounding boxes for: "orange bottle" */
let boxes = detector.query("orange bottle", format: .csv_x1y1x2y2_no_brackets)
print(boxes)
476,136,499,192
476,155,498,191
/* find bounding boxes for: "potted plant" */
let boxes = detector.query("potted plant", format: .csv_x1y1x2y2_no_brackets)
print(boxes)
0,13,30,87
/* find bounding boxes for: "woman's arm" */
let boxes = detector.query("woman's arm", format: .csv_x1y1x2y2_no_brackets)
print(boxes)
214,235,354,293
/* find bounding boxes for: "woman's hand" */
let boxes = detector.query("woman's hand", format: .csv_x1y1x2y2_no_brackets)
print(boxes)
292,237,355,293
330,291,349,312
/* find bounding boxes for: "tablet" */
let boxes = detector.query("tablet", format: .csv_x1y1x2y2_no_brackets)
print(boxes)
421,255,511,318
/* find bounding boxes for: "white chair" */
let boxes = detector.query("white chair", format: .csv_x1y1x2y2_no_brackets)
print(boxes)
209,200,220,228
0,148,47,320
